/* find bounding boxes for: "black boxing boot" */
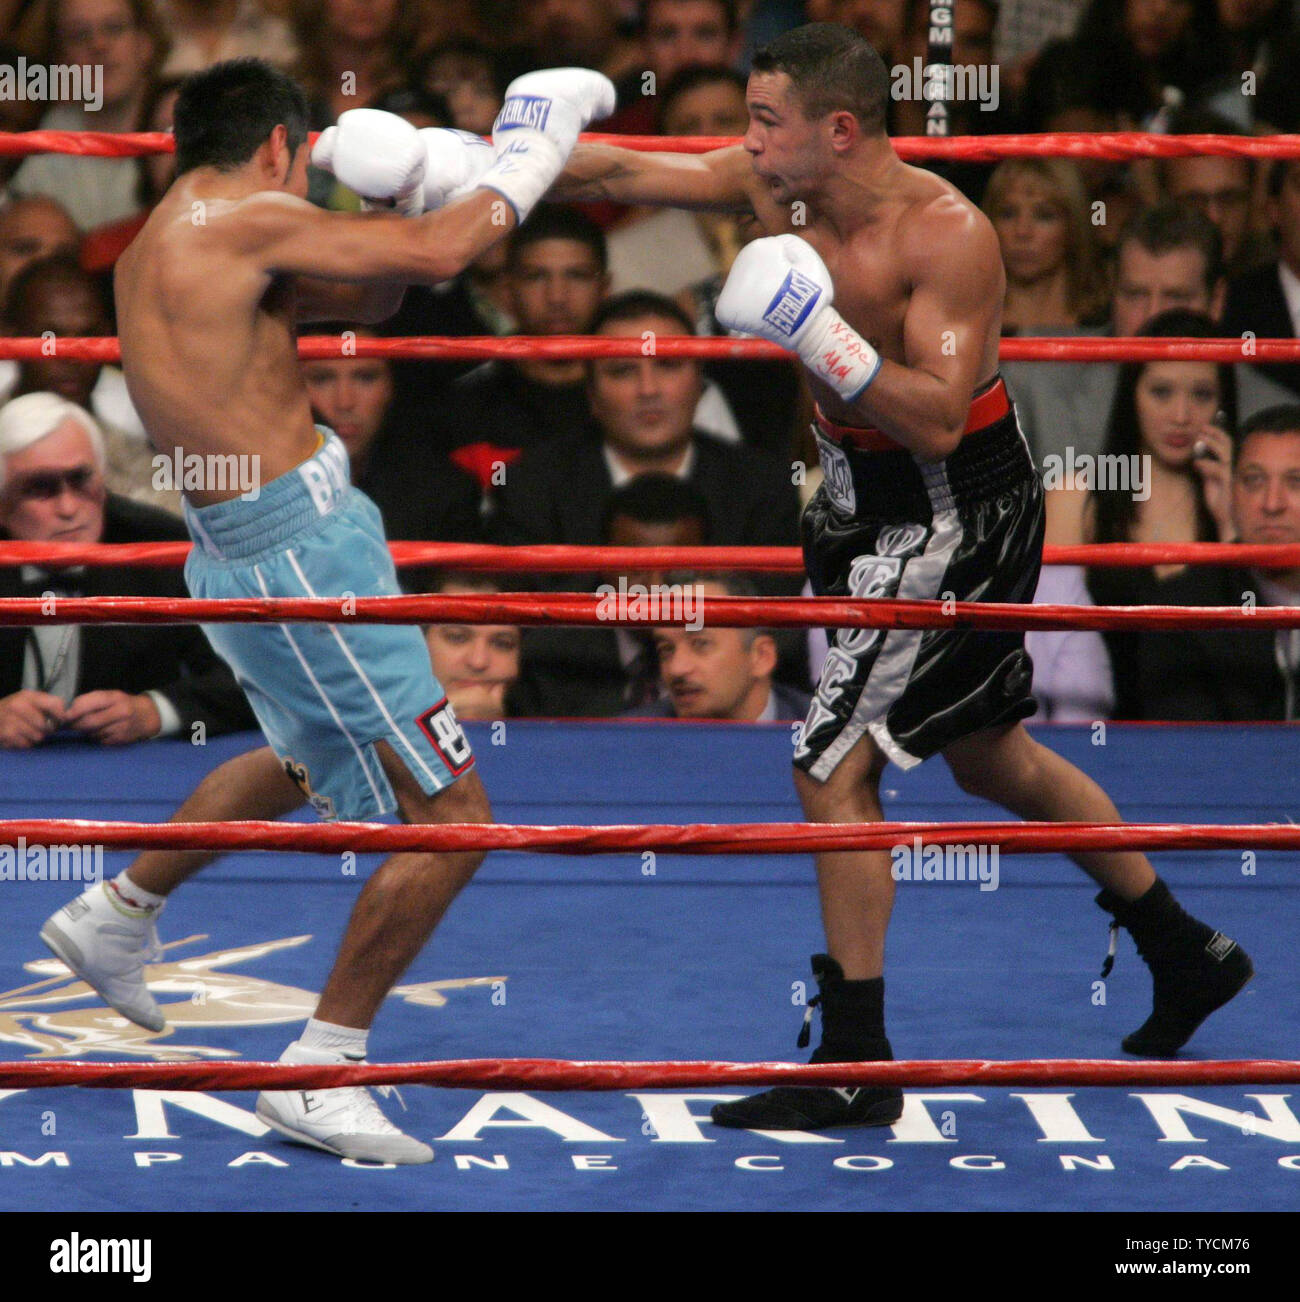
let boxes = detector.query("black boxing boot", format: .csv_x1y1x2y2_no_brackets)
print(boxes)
1096,878,1254,1057
710,955,904,1130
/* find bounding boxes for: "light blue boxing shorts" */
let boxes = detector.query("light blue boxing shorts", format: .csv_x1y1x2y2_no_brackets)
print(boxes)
182,429,474,820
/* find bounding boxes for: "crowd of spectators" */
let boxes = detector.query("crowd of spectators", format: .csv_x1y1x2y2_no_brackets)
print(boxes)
2,0,1299,744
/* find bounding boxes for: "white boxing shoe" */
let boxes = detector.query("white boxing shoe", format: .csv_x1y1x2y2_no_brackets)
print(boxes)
256,1042,434,1165
40,883,165,1032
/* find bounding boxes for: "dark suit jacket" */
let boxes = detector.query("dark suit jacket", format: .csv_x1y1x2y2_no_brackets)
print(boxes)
489,430,808,712
1222,262,1300,399
446,361,593,464
354,410,482,545
1135,564,1294,720
622,680,812,721
383,281,501,414
0,496,256,737
513,626,643,719
486,428,801,552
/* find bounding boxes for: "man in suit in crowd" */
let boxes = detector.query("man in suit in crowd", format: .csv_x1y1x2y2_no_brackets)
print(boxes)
513,472,712,717
492,290,804,714
0,197,80,308
1006,204,1296,464
422,571,522,723
487,289,799,549
1137,404,1300,718
2,254,174,512
633,572,813,720
1222,161,1300,400
0,392,255,747
300,324,481,542
444,205,611,486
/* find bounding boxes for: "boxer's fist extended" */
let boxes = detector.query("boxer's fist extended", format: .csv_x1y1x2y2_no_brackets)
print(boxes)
312,109,425,215
716,234,882,401
418,128,495,210
493,67,616,156
477,67,616,222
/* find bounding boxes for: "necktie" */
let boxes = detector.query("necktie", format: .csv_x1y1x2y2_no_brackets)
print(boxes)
20,568,82,704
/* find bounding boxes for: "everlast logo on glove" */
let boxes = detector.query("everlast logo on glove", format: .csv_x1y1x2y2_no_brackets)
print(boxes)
763,269,823,336
496,96,552,132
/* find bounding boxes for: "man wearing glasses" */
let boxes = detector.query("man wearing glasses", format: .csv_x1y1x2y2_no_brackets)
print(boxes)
0,391,253,747
8,0,163,231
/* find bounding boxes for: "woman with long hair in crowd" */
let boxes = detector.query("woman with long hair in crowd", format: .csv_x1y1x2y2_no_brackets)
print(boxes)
984,158,1112,333
1035,309,1238,717
1071,0,1228,124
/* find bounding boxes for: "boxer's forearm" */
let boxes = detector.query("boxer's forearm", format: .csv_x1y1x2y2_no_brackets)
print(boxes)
553,143,752,212
552,144,648,202
266,190,516,290
840,361,972,462
406,188,517,283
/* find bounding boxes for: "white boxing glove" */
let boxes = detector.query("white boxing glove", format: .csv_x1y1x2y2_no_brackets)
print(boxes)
475,67,617,223
418,127,495,210
311,109,425,216
716,234,882,401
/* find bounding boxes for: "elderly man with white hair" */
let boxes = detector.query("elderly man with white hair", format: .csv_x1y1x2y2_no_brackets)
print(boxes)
0,392,254,747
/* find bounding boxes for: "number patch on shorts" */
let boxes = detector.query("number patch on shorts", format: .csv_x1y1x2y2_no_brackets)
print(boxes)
416,699,474,775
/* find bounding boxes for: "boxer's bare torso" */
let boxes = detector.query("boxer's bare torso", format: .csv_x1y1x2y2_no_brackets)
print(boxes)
116,176,323,505
115,135,509,506
739,156,1004,425
558,77,1004,454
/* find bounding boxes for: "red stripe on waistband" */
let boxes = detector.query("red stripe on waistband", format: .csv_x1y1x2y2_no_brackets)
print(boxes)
814,376,1010,451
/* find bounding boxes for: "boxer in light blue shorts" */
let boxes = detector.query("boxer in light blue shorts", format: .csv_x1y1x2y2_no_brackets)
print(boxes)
35,52,627,1165
183,430,473,821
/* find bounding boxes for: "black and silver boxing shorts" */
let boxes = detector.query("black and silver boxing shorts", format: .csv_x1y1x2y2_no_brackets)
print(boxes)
795,374,1044,779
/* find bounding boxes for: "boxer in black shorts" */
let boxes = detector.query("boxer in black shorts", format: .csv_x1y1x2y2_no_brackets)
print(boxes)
797,375,1043,778
557,22,1254,1130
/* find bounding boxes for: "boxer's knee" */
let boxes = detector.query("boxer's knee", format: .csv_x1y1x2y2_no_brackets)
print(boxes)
794,736,887,821
944,722,1039,800
375,742,492,828
427,768,493,826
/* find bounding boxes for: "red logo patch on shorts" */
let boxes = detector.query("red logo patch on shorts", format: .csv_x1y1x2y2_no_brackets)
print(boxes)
415,698,474,775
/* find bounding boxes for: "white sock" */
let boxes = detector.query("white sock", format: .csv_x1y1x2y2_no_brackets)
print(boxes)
300,1017,368,1060
107,872,166,916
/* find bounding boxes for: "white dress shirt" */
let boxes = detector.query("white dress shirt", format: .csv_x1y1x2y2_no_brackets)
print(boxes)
1026,564,1116,721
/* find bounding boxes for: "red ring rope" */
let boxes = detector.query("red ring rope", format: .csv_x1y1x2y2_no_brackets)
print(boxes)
2,129,1299,161
1,124,1285,1109
0,334,1295,363
0,593,1296,631
0,541,1297,571
3,818,1297,854
585,131,1300,161
0,1058,1293,1090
